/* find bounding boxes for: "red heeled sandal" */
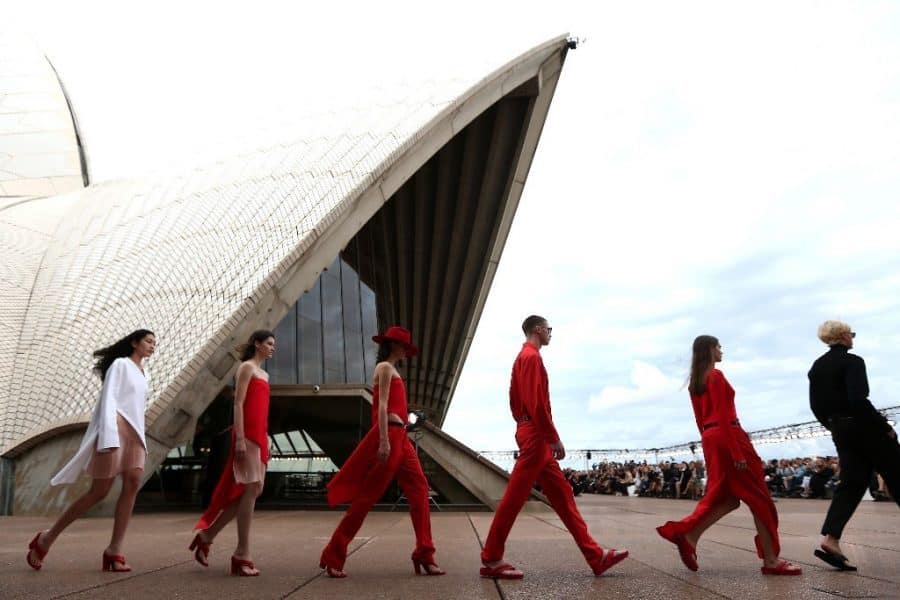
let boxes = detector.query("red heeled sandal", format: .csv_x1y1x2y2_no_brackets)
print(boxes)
188,532,211,567
413,558,445,576
26,532,49,571
231,555,260,577
102,551,132,572
761,560,802,575
479,562,524,579
591,547,629,576
319,560,347,578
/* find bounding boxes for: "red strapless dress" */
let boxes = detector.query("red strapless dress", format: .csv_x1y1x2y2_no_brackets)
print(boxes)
326,377,407,506
195,377,270,530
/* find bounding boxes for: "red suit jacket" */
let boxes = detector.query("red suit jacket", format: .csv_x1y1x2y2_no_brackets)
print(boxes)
510,342,560,444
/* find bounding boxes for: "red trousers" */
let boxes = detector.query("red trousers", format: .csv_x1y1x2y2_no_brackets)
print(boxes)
658,427,780,558
481,423,604,568
320,427,435,570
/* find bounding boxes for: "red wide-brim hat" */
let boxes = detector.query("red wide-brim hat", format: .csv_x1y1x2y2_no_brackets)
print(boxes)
372,325,419,357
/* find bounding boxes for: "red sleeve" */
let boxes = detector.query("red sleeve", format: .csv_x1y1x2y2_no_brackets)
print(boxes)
522,355,560,444
708,371,743,462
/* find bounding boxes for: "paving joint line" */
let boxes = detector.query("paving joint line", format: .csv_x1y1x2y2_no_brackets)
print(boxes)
524,512,731,599
703,538,900,586
281,513,405,599
49,559,194,599
465,512,506,600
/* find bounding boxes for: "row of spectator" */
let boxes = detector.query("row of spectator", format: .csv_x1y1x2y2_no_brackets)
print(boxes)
558,458,894,503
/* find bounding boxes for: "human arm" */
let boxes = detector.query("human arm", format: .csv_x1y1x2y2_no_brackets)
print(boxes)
846,357,893,434
375,363,391,463
232,362,254,460
521,355,561,446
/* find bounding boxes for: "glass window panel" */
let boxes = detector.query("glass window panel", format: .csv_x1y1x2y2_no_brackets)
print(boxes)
287,430,308,452
268,302,297,384
361,283,378,379
321,257,345,383
298,279,323,384
341,259,366,383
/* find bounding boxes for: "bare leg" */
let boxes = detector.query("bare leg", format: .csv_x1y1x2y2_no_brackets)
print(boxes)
233,482,262,575
105,468,143,569
28,477,115,565
753,515,781,567
684,496,740,547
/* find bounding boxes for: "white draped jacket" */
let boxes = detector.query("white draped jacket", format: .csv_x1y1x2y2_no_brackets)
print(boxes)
51,357,148,485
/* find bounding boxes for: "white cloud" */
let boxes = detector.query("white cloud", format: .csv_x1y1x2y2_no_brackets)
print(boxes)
588,361,682,412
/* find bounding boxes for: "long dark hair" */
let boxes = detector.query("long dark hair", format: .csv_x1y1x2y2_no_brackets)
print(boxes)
688,335,719,396
93,329,154,380
237,329,275,361
376,341,394,363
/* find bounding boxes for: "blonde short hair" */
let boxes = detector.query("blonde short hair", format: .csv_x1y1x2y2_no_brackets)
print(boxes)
818,320,851,345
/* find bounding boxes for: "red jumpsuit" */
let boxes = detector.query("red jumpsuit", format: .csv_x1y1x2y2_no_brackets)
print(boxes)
195,377,270,531
481,342,605,569
320,376,435,571
657,369,780,558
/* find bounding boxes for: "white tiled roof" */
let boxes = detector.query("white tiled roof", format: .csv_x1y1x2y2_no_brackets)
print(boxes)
0,33,568,454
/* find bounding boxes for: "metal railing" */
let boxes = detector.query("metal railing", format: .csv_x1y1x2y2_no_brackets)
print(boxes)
478,405,900,463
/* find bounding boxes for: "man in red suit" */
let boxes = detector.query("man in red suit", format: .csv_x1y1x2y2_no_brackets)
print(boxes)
478,315,629,579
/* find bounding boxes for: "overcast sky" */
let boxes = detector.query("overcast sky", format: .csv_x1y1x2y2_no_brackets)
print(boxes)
9,1,900,467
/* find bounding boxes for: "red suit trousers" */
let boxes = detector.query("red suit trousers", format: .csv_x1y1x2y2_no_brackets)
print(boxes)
320,427,435,570
481,423,603,568
658,427,780,557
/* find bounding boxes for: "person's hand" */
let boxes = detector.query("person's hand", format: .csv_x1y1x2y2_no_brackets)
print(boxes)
377,439,391,463
734,459,748,471
235,438,247,461
550,440,566,460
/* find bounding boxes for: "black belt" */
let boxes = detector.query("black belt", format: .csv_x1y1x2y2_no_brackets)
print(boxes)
388,421,406,428
703,419,740,431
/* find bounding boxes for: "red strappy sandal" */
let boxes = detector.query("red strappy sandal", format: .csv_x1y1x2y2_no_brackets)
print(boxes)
231,555,260,576
319,560,347,578
188,532,211,567
591,547,629,576
656,525,698,571
26,532,49,571
413,558,446,576
761,560,802,575
102,551,132,572
479,562,524,579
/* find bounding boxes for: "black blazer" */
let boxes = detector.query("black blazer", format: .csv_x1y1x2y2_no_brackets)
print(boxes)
808,345,889,432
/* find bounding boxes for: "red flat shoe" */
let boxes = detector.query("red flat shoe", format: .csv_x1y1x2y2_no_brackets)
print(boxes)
413,558,446,576
657,526,698,571
231,555,260,577
26,532,49,571
480,562,524,579
761,560,802,576
188,532,211,567
102,552,132,572
591,548,629,576
319,560,347,578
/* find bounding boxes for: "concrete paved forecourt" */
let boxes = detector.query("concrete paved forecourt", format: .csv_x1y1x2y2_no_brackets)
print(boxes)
1,495,898,599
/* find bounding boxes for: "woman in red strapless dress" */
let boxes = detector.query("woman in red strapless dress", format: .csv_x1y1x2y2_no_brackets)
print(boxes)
656,335,801,575
189,330,275,577
319,326,444,578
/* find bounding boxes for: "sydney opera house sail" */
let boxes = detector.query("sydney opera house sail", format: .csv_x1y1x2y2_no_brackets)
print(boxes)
0,31,571,515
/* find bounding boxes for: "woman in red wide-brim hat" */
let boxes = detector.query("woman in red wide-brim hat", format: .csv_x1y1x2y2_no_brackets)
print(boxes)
319,326,444,578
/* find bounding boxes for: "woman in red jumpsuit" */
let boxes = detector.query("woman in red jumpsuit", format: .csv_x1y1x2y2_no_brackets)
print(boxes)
319,326,444,578
189,329,275,577
657,335,801,575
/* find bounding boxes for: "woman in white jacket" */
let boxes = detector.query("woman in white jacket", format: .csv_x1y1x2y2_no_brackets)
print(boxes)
26,329,156,572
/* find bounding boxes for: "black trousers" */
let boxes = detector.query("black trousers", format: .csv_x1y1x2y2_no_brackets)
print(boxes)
821,418,900,538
